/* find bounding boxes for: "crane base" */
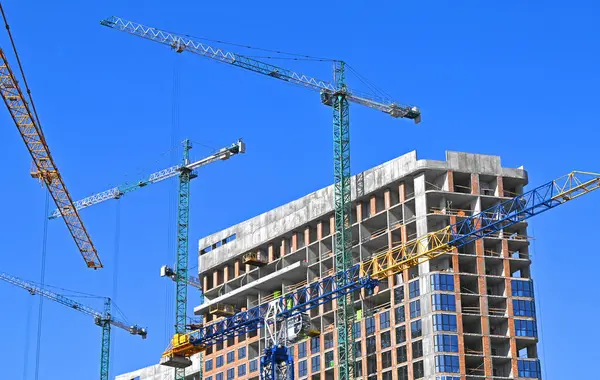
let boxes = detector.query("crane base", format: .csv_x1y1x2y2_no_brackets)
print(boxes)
160,355,192,369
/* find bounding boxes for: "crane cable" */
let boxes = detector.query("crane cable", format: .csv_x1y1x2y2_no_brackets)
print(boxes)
34,191,50,380
0,2,43,133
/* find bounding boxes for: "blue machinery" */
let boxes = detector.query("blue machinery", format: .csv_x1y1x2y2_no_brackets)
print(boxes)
160,171,600,380
0,272,147,380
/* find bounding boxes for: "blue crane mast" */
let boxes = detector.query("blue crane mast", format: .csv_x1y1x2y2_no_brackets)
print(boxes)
0,272,147,380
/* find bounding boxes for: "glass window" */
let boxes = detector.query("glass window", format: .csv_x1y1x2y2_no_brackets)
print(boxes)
395,306,405,324
298,341,307,358
436,377,461,380
513,299,536,317
512,279,534,297
396,325,406,344
238,364,246,377
227,337,234,347
381,331,391,349
380,310,390,329
325,351,334,368
396,345,407,363
311,336,320,353
382,371,392,380
409,280,420,299
394,285,405,303
411,319,422,338
250,359,258,372
410,300,421,318
435,355,460,373
433,314,457,332
298,360,307,377
227,368,234,380
367,354,377,375
434,334,459,353
412,340,423,359
518,359,541,378
432,294,456,311
324,333,334,350
353,322,361,339
366,336,376,353
206,377,212,380
398,365,408,380
382,350,392,369
366,316,376,335
205,358,213,371
413,360,424,379
354,360,363,378
432,273,454,291
354,341,362,357
311,355,320,373
515,319,538,337
227,351,235,364
216,356,224,368
215,373,223,380
238,346,246,359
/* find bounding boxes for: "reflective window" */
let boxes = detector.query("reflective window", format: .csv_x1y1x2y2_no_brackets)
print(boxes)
367,354,377,375
380,310,391,329
410,300,421,318
354,360,362,378
311,356,320,372
394,286,405,303
512,279,534,297
432,273,454,291
366,316,376,335
227,351,235,364
298,341,307,358
298,360,307,377
411,319,422,338
366,336,376,353
238,346,246,359
434,334,459,353
238,364,246,377
250,359,258,372
354,341,362,357
518,359,541,378
324,333,334,350
227,368,234,380
435,355,460,373
216,356,223,368
325,351,334,368
436,377,461,380
432,294,456,311
433,314,457,332
205,359,213,372
311,336,320,353
215,373,223,380
513,299,536,317
515,319,538,337
382,371,392,380
409,280,420,299
395,306,405,323
353,322,361,339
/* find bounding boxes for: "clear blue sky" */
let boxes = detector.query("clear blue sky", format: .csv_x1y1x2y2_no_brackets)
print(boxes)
0,1,597,379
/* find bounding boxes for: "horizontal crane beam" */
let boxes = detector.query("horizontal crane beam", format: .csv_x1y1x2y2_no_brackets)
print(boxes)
49,140,245,219
160,170,600,362
100,17,421,122
0,272,147,337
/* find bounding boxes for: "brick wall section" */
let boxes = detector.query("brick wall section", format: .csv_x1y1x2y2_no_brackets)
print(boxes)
447,170,455,192
471,173,480,195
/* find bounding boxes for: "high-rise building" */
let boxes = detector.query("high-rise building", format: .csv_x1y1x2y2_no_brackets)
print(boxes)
117,150,541,380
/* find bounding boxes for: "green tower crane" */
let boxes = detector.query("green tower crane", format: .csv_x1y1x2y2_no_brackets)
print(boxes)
100,16,420,380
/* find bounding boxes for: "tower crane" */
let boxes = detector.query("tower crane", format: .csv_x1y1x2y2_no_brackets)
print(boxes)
0,49,102,269
50,138,245,380
99,17,420,380
158,170,600,380
0,272,147,380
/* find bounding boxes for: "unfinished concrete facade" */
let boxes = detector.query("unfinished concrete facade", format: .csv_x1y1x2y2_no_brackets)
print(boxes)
118,150,541,380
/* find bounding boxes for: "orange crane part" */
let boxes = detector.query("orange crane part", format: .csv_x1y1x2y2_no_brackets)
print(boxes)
0,49,102,269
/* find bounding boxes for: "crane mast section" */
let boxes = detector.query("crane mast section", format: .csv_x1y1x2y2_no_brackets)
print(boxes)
49,140,244,219
0,50,102,269
161,170,600,360
100,17,420,121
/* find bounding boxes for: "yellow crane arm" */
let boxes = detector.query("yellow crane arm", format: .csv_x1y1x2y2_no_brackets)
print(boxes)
0,49,102,269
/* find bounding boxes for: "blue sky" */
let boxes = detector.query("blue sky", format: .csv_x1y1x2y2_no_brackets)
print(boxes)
0,1,597,379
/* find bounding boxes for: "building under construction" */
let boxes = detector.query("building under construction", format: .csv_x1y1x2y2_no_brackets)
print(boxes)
118,150,541,380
